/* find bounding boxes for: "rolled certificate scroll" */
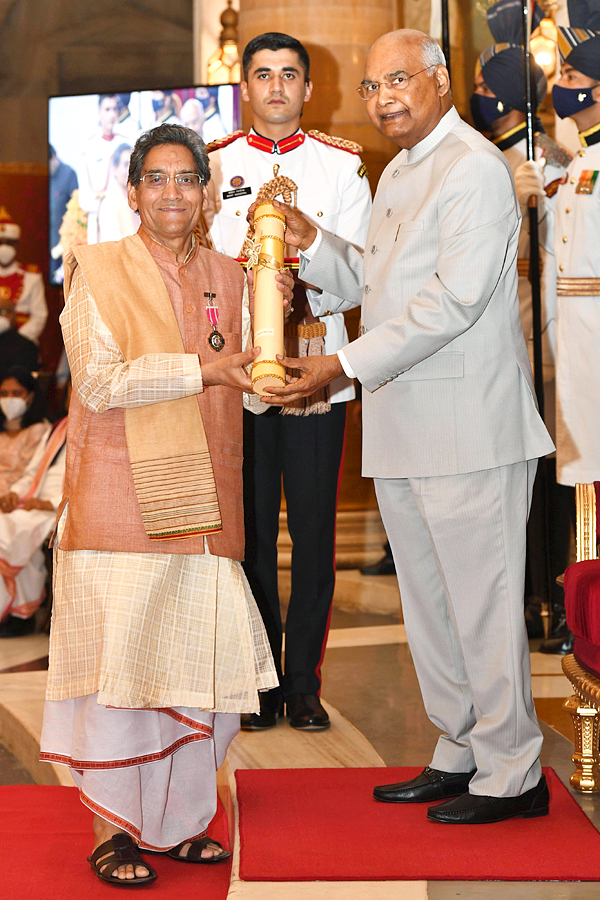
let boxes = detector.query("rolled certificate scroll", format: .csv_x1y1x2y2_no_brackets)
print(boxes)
250,202,286,395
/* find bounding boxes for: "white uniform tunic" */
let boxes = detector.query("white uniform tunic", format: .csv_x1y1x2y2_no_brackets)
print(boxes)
554,139,600,485
208,129,372,403
0,262,47,342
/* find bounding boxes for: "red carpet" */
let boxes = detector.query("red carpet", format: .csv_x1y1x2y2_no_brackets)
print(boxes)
0,785,231,899
237,766,600,881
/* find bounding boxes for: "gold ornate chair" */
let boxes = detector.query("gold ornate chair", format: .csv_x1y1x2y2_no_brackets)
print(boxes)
561,482,600,791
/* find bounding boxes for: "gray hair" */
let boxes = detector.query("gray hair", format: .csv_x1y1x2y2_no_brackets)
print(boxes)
128,124,211,187
419,34,446,69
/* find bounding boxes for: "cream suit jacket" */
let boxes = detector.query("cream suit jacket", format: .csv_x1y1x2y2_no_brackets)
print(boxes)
302,107,554,479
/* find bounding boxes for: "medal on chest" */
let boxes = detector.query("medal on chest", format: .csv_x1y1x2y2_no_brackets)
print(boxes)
204,292,225,351
575,170,599,195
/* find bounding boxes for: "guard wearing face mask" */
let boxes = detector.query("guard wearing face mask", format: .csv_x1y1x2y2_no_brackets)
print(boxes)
514,9,600,652
516,17,600,488
0,207,48,349
471,0,573,645
470,0,571,377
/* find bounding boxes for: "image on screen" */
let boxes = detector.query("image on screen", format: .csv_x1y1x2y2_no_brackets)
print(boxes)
48,85,241,283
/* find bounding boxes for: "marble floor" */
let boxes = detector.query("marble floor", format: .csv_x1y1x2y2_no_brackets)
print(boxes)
0,570,597,898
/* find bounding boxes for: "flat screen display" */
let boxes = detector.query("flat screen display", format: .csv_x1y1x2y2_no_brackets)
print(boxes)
48,85,241,283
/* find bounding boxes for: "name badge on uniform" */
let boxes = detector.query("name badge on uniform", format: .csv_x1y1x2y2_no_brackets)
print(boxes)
575,170,599,194
223,174,252,200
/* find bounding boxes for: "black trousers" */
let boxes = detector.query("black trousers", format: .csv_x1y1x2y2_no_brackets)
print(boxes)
242,402,347,697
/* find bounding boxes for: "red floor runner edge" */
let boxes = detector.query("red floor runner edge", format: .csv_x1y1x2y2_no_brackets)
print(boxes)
0,785,231,899
237,766,600,882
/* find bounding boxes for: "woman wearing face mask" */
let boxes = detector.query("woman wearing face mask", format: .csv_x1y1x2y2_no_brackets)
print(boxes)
0,366,50,496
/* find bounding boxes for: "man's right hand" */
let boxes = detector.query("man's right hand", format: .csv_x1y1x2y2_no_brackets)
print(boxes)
201,346,260,392
0,492,18,513
270,200,318,252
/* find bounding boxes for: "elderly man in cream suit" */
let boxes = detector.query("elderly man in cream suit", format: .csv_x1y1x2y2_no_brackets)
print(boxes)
262,29,555,825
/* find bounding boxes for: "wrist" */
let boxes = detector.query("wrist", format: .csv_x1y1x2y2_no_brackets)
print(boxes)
299,226,318,253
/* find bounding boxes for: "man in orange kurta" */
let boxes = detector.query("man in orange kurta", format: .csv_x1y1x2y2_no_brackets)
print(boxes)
40,124,291,886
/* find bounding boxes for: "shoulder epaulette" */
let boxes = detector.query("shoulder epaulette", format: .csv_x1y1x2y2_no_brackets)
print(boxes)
206,130,246,154
536,132,573,170
24,263,40,273
307,130,363,155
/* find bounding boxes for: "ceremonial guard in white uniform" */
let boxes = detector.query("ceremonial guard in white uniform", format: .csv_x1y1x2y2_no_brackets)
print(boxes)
0,207,47,354
208,33,372,730
471,0,573,645
516,10,600,487
553,25,600,487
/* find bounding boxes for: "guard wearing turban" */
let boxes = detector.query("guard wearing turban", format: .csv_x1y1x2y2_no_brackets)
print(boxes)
514,0,600,653
472,0,574,649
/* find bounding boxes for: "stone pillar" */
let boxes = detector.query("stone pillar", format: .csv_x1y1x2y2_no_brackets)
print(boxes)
237,0,397,188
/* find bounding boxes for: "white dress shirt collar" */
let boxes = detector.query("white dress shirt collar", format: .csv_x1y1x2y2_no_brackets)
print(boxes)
404,106,460,166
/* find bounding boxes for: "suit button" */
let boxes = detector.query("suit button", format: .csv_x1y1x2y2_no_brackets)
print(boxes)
317,211,323,217
579,150,586,157
559,264,564,271
187,305,194,312
364,284,371,293
189,345,197,352
371,245,377,254
392,170,399,177
566,207,571,213
236,210,241,216
386,208,393,217
562,236,568,243
570,177,576,184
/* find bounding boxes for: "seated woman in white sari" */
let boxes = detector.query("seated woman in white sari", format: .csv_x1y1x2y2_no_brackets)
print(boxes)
0,415,67,636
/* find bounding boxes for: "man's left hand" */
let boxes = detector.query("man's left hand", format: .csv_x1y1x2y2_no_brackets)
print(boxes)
261,353,343,405
246,266,295,318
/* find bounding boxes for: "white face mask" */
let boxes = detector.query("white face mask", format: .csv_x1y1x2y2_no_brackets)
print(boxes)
0,396,27,421
0,245,17,267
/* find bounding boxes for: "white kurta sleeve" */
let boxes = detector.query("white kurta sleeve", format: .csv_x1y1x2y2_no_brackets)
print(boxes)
61,268,204,413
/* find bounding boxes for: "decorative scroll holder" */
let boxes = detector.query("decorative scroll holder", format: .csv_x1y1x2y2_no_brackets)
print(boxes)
250,202,286,396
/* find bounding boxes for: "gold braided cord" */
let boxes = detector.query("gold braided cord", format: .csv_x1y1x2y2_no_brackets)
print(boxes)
254,213,285,226
285,321,327,339
241,175,299,258
307,129,363,154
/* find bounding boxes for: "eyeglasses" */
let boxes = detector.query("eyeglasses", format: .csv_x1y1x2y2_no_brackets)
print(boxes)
139,172,203,189
357,65,437,100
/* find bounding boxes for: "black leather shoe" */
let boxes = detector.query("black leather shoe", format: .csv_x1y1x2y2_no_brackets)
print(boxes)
0,614,35,638
373,766,476,803
240,688,283,731
539,632,574,655
286,693,330,730
360,553,396,576
427,774,549,824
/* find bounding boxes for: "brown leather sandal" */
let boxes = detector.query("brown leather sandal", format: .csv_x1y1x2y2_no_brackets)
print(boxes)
88,832,157,887
166,836,231,864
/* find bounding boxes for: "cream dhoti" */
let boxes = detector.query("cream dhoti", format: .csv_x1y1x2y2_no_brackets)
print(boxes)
41,699,239,851
41,529,275,848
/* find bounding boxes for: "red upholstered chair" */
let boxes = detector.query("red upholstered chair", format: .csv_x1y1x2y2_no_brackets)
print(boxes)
562,482,600,792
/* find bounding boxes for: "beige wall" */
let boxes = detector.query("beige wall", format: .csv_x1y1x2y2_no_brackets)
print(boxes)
237,0,398,188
